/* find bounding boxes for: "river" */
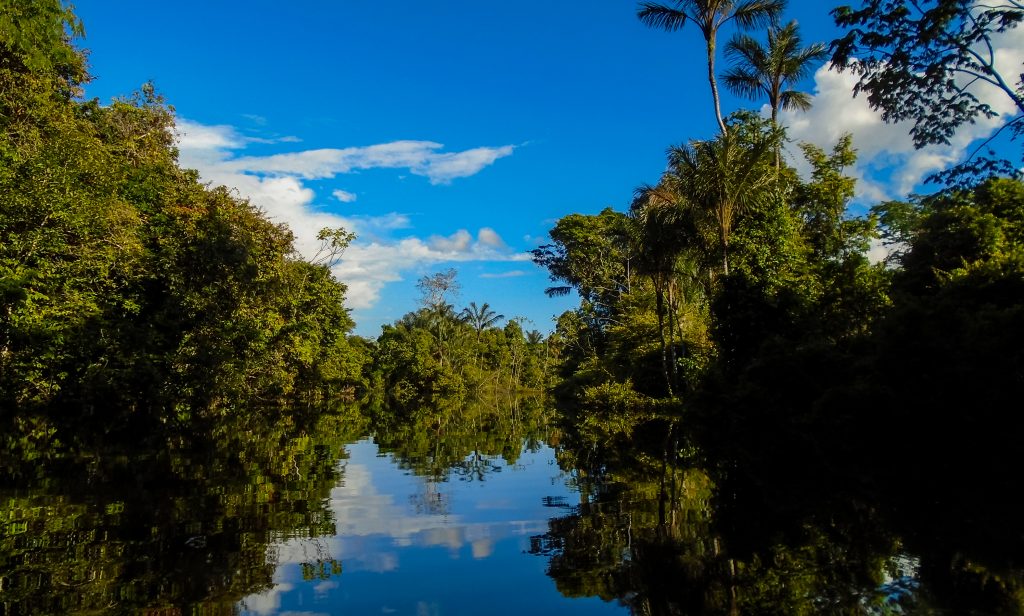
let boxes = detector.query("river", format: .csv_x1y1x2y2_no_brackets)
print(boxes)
1,398,1020,614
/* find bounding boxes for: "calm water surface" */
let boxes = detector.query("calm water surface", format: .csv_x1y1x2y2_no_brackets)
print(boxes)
3,400,1022,614
237,439,623,615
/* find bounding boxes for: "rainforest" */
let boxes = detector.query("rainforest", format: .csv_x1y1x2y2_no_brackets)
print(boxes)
2,1,1024,614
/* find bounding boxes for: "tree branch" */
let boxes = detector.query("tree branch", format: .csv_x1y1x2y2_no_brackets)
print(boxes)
963,114,1024,163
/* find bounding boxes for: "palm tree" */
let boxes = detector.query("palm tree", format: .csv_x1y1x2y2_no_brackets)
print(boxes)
637,0,785,135
668,123,781,275
723,20,827,166
631,185,686,394
526,330,544,345
460,302,504,337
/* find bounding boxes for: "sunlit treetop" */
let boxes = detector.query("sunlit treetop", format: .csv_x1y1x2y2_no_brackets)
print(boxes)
0,0,86,86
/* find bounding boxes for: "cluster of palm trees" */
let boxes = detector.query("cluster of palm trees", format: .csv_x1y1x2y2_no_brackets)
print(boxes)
633,0,826,275
631,0,828,393
637,0,825,137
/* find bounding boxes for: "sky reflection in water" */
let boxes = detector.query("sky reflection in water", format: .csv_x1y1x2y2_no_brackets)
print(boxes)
238,439,623,616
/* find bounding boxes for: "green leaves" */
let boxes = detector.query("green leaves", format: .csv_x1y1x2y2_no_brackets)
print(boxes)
0,0,85,86
831,0,1024,174
668,115,783,273
723,20,827,122
0,3,366,418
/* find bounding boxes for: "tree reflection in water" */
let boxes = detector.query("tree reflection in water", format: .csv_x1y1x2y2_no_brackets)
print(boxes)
0,408,363,614
3,394,1024,615
530,400,1024,615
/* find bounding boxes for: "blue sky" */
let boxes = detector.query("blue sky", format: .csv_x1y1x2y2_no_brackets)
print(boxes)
73,1,1021,336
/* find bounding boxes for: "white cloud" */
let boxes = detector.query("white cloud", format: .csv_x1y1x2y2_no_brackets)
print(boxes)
420,146,516,184
351,212,411,232
176,119,243,150
313,581,338,597
332,189,357,203
239,582,294,616
335,236,529,310
261,440,557,576
175,119,523,311
867,237,892,265
781,26,1023,201
428,229,473,252
476,227,506,249
175,118,303,150
480,270,527,279
218,140,514,185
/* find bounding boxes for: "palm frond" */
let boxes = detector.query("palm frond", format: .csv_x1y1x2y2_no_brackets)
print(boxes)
723,66,765,100
779,90,813,112
725,33,768,66
730,0,785,30
720,18,826,116
637,3,691,31
545,286,572,297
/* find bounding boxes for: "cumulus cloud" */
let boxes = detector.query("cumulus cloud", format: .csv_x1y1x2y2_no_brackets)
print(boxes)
262,440,555,576
174,119,523,311
476,227,506,249
781,25,1023,201
176,119,244,150
428,229,473,252
239,582,295,616
335,235,529,310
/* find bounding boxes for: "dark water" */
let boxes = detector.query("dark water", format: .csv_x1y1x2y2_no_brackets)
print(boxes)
2,399,1022,615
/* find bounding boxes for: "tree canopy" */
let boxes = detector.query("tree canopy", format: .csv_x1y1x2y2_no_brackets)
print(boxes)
831,0,1024,180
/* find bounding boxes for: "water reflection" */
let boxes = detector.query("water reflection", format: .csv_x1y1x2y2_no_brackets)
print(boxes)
3,395,1023,615
535,403,1024,615
233,396,622,614
0,409,362,614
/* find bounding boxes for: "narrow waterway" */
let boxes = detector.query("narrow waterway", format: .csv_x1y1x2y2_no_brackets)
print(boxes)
3,399,1021,614
238,438,622,615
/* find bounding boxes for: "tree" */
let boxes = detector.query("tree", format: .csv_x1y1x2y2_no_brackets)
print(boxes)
416,269,461,368
630,184,704,394
461,301,504,337
637,0,786,134
667,118,782,274
0,0,86,87
0,1,368,414
831,0,1024,179
311,227,356,269
417,268,460,313
723,20,827,166
530,208,633,321
793,135,859,260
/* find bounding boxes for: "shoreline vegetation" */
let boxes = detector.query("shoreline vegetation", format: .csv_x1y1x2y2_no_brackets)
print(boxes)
3,0,1024,613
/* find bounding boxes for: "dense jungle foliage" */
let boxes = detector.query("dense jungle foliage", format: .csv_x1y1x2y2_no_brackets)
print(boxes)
3,0,1024,613
0,1,371,442
2,0,1021,475
522,1,1024,611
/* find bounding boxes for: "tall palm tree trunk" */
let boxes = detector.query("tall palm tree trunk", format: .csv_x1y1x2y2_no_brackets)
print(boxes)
655,282,673,396
721,228,730,276
771,106,781,171
667,283,680,391
707,38,728,135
